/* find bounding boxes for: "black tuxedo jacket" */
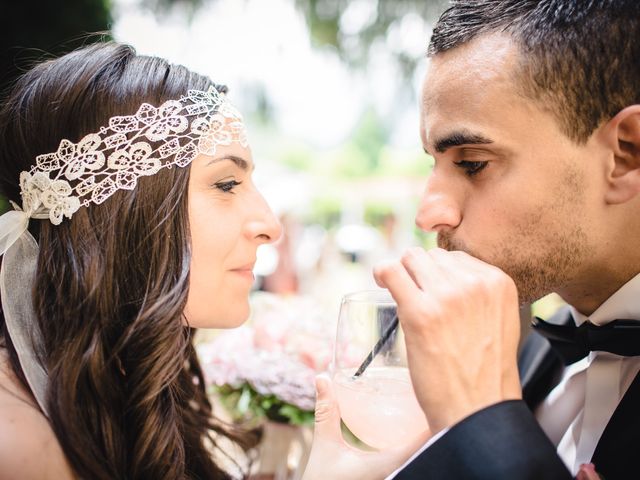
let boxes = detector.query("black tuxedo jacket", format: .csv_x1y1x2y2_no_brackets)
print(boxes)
395,308,640,480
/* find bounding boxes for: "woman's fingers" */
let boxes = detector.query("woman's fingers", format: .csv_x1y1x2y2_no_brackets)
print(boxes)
312,374,343,441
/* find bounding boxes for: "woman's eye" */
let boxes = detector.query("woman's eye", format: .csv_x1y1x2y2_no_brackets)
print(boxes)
453,160,488,177
214,180,242,193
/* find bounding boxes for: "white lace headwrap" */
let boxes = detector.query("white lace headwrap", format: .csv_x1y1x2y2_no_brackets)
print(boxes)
0,87,248,416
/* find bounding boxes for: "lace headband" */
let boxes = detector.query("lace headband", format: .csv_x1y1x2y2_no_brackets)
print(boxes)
0,87,248,416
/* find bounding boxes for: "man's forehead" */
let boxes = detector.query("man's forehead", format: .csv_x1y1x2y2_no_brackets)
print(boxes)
422,34,518,104
420,33,522,148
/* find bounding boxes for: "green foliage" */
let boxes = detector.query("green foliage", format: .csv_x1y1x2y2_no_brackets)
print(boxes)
377,148,432,177
215,383,315,426
351,107,388,172
325,144,372,178
413,226,437,249
532,293,567,320
0,196,8,215
317,107,389,178
137,0,208,14
293,0,449,74
1,0,112,92
306,195,343,229
363,202,394,228
279,145,314,172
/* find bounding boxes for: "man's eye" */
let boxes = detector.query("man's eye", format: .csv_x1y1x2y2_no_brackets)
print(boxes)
453,160,488,177
214,180,242,193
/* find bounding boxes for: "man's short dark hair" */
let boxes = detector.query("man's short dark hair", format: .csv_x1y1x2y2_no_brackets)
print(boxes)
428,0,640,143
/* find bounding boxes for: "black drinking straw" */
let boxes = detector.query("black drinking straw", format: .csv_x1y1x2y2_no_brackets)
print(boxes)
352,314,399,378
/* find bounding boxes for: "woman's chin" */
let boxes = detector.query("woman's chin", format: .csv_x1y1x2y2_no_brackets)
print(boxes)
216,314,250,329
182,304,250,329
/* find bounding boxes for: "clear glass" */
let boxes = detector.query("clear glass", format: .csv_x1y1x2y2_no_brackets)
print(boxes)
330,290,428,450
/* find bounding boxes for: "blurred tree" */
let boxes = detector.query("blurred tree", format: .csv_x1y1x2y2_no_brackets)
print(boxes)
352,107,388,173
364,202,394,229
293,0,449,77
1,0,111,207
129,0,448,83
307,196,342,229
288,0,449,160
1,0,448,93
1,0,112,96
137,0,204,10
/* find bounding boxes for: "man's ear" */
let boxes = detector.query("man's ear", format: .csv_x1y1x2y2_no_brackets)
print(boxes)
604,105,640,205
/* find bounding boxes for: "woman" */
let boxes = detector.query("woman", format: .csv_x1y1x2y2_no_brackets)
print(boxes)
0,42,424,479
0,40,281,479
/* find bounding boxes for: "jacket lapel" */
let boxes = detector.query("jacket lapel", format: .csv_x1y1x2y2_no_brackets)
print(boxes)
590,369,640,479
518,307,569,410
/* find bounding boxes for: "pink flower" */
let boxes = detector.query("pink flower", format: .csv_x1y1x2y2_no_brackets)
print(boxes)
253,312,291,351
197,293,336,415
577,463,603,480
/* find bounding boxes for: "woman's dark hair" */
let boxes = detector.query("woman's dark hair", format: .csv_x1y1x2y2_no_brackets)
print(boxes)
0,42,258,479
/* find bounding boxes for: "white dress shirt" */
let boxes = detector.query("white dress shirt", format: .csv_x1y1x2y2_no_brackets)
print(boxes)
535,272,640,475
388,272,640,479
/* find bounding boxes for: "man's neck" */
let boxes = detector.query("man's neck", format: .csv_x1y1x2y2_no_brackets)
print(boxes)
558,268,640,316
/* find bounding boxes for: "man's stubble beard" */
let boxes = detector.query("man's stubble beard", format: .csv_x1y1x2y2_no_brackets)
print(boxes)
437,227,588,305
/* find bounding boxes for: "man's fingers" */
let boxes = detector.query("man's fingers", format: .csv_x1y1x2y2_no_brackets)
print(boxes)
373,258,423,307
400,247,449,291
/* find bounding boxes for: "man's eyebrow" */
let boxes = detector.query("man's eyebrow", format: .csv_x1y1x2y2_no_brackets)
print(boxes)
206,155,251,170
431,131,494,154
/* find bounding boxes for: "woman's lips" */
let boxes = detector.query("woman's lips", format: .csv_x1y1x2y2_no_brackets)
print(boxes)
229,264,255,281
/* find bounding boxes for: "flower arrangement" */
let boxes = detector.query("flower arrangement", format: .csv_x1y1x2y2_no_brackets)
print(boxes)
197,293,334,426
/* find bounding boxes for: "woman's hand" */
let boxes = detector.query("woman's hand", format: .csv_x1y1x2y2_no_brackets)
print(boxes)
303,375,430,480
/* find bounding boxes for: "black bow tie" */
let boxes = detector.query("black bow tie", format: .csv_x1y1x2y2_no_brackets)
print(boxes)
532,317,640,365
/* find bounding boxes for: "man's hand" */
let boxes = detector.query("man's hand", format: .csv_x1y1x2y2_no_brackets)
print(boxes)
373,247,522,434
303,375,430,480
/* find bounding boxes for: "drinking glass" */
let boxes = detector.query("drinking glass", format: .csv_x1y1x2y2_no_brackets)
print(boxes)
330,290,428,450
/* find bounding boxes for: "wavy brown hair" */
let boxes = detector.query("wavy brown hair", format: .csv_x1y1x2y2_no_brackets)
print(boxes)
0,42,258,479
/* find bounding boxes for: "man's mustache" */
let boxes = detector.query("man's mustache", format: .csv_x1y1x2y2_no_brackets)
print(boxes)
437,232,463,252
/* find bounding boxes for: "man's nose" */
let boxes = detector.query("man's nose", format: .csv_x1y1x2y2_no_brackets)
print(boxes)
415,175,461,233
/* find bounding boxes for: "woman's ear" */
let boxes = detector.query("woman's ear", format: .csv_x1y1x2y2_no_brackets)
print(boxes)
604,105,640,205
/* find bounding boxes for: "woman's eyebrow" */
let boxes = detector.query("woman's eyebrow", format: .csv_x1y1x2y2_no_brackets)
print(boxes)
206,155,252,171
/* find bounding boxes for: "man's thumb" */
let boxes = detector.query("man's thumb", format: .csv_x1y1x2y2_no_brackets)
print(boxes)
313,374,343,439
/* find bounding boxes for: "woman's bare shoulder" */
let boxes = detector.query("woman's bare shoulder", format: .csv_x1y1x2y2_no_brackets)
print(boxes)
0,350,75,479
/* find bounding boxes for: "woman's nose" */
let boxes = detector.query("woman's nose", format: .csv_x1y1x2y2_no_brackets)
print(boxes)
415,176,461,233
246,190,282,244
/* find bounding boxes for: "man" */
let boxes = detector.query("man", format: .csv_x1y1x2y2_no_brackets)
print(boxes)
307,1,640,479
